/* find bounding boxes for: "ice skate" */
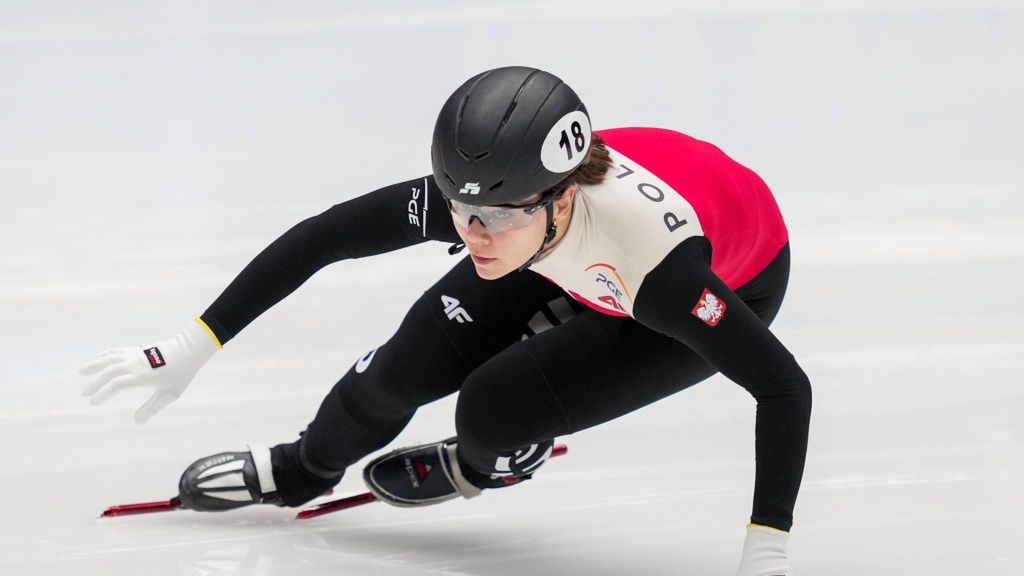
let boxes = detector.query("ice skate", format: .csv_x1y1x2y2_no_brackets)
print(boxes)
177,443,282,511
363,437,530,508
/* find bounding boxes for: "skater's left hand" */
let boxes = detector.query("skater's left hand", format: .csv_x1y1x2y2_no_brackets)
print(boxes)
735,524,793,576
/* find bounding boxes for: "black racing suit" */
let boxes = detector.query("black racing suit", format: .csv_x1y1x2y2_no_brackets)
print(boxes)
200,175,810,532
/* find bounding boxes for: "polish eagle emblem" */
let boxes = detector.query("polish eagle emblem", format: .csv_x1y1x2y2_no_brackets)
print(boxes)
691,288,726,327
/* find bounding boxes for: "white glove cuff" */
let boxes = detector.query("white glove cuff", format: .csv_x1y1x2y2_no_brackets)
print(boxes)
737,524,792,576
181,318,221,363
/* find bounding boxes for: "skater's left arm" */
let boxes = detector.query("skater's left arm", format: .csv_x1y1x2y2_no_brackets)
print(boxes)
633,236,810,546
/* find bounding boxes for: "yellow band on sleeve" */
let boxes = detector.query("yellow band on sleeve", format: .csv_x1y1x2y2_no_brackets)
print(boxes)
747,523,789,534
195,316,224,349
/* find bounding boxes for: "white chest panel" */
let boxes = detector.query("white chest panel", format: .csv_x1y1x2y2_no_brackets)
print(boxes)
531,147,704,317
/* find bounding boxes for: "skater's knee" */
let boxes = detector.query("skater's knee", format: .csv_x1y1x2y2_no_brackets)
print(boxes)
455,361,522,452
455,352,562,454
338,298,467,416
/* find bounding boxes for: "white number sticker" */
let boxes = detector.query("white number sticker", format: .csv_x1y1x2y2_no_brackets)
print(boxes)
540,110,592,173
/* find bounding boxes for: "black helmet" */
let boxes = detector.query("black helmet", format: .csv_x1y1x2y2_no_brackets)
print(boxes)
432,66,591,206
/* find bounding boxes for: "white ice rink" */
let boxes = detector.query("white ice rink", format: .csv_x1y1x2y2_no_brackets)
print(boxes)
2,1,1022,574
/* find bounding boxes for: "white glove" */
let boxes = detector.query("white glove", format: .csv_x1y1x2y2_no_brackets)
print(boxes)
736,524,793,576
79,318,221,424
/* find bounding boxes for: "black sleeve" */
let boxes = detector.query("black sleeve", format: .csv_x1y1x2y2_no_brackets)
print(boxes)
632,236,812,532
200,175,459,344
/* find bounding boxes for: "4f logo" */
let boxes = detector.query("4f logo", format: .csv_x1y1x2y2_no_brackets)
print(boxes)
441,295,473,323
459,182,480,195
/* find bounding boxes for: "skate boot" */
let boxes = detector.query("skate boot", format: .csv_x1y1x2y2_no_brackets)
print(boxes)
363,437,532,508
178,443,282,511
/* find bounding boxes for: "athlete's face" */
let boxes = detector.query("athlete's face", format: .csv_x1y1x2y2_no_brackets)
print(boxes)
453,186,575,280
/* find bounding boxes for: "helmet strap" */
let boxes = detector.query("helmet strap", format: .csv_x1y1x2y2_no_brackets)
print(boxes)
517,202,558,272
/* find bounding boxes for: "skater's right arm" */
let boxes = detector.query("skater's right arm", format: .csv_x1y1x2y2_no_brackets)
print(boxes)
80,175,457,424
200,175,457,344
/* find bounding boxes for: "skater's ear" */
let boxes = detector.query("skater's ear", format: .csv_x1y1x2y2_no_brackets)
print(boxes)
552,185,576,223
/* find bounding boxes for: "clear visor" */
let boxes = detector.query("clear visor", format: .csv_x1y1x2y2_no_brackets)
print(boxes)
446,195,551,233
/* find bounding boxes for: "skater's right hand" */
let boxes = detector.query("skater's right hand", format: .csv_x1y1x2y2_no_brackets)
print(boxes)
79,318,221,424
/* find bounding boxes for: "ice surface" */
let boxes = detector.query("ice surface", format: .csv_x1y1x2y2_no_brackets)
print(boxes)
2,2,1022,574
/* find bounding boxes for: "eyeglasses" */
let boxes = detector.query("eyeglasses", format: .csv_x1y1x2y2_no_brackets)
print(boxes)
445,189,563,233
